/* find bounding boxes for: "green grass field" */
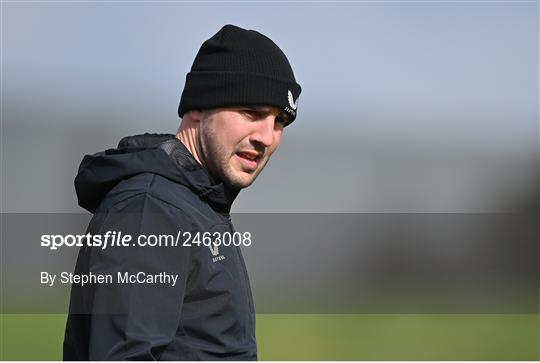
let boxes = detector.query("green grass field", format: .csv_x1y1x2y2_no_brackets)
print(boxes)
1,314,538,360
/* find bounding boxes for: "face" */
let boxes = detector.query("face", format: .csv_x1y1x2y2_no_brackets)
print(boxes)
197,106,288,190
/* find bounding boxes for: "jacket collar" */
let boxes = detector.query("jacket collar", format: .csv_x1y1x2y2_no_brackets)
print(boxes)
75,133,240,213
157,136,240,213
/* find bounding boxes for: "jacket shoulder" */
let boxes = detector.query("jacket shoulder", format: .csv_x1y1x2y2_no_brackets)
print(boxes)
95,173,201,213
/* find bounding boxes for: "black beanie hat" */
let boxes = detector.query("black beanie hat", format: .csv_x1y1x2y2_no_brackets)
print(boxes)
178,24,302,125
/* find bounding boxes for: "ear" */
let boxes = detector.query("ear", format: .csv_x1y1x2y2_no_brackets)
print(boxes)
187,110,204,123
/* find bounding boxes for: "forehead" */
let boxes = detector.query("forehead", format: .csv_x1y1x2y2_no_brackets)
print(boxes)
206,105,290,125
235,105,289,120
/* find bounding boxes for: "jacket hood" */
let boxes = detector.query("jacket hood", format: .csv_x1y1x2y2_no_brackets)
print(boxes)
75,133,240,213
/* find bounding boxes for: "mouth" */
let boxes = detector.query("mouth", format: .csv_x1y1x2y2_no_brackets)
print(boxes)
235,150,261,171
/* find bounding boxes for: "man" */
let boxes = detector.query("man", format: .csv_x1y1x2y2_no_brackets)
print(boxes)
63,24,301,360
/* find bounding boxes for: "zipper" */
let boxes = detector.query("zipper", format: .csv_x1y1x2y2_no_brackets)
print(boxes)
223,212,256,342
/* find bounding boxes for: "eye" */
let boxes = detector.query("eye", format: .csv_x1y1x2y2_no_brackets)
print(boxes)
275,116,288,127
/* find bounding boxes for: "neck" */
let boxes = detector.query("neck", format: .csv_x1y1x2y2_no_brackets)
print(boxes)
176,127,204,168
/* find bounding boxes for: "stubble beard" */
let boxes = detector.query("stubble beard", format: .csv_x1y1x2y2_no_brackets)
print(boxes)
199,125,267,190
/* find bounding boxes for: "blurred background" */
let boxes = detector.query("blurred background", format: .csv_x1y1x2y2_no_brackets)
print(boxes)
1,1,538,360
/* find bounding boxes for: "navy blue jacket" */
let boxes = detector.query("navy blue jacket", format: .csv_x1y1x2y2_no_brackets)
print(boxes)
63,134,257,360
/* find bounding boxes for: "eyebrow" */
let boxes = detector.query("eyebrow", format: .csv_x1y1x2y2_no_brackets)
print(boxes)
245,106,290,124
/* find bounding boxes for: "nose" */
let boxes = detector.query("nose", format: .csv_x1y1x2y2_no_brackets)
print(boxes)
250,115,277,148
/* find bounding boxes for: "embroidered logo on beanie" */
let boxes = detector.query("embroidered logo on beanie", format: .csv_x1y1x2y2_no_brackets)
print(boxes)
287,90,298,111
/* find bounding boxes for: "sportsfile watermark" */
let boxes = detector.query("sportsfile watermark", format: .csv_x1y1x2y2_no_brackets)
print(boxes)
40,231,253,250
2,213,538,314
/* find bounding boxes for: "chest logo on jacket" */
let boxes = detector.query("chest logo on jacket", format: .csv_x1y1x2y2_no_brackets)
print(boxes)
208,242,226,263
